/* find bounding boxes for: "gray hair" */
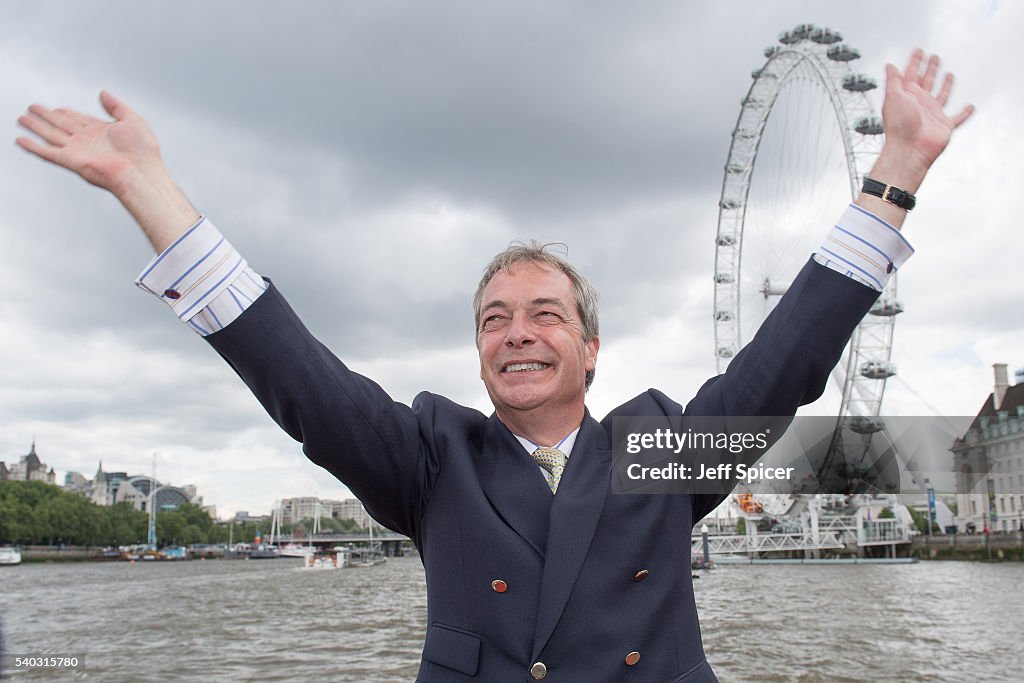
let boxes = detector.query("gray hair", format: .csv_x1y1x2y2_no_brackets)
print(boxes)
473,241,600,389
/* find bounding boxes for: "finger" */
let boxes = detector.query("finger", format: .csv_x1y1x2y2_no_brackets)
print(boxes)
17,112,70,147
15,135,64,166
53,107,94,129
936,73,954,107
951,104,975,129
904,48,924,85
884,63,903,99
921,54,940,93
27,105,78,137
51,108,88,133
99,90,134,121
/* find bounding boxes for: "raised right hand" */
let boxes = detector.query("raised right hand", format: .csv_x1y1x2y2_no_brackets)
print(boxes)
17,92,199,253
17,91,161,197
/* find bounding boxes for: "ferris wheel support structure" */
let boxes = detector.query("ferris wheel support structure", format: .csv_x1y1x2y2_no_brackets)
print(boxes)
714,24,903,486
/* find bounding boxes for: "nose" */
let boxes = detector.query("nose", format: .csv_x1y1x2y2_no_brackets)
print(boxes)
504,312,535,348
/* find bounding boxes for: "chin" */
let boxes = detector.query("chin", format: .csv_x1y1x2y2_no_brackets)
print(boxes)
498,391,550,413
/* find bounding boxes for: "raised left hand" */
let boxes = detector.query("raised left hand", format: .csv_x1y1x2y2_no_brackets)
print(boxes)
879,49,974,184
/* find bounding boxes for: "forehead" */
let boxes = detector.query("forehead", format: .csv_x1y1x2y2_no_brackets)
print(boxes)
481,262,574,306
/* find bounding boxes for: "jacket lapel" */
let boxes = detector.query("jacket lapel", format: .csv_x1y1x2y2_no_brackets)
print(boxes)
531,411,611,659
477,414,554,558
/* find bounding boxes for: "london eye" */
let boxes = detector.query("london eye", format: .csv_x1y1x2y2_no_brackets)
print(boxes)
714,24,903,495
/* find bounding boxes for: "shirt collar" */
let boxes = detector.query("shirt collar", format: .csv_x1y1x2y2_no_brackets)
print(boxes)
514,427,581,459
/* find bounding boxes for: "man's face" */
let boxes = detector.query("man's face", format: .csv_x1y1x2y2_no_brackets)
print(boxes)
477,262,599,424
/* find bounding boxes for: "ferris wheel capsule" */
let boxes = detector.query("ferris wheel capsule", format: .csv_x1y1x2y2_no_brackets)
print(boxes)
827,44,861,62
843,74,878,92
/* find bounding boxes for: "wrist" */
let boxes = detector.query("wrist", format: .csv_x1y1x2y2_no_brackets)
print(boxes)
868,144,930,194
113,159,174,202
116,163,200,253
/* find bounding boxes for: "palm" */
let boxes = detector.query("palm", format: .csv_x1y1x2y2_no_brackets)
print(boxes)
60,118,158,190
17,93,161,194
882,51,974,169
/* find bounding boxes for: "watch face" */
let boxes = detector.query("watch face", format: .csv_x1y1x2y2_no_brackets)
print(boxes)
888,188,914,210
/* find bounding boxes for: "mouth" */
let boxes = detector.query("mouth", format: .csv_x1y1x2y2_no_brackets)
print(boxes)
501,361,551,374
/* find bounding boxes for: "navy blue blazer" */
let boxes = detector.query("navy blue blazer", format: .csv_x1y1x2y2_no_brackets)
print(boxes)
207,259,877,682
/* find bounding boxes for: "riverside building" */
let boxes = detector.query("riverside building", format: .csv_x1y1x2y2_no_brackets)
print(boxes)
62,461,206,514
953,363,1024,533
0,442,57,484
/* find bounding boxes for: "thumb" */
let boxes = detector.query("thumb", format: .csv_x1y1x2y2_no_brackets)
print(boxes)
99,91,134,121
884,63,903,97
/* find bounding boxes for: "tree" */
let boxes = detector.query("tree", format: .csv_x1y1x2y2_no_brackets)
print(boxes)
907,507,930,534
106,503,147,545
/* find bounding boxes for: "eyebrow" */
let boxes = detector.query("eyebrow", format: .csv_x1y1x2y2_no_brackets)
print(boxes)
530,297,569,312
481,297,569,314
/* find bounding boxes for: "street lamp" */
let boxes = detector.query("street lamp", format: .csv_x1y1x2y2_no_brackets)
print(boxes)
148,484,170,551
925,478,935,539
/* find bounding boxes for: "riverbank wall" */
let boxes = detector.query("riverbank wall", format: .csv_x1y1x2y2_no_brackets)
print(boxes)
911,534,1024,561
19,545,98,562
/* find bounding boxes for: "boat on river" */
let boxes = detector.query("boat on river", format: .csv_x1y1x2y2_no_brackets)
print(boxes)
342,518,387,568
224,543,251,560
249,544,281,559
0,547,22,566
303,547,343,570
280,543,313,558
343,545,387,568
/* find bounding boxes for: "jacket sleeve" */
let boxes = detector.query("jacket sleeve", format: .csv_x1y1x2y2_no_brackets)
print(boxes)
686,259,879,520
686,258,878,417
205,279,437,539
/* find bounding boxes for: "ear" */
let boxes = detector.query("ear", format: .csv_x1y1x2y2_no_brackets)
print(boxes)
585,336,600,372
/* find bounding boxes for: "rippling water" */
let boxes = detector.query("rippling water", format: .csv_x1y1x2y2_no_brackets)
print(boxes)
1,557,1022,681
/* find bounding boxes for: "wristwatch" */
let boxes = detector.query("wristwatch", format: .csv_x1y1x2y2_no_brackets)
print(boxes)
862,177,916,211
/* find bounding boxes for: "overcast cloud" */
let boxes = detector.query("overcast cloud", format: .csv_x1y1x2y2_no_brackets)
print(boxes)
2,0,1020,518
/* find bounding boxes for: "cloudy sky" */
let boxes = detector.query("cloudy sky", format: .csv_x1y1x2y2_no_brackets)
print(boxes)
2,1,1019,519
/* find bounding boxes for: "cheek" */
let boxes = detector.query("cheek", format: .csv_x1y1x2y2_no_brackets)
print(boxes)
478,338,497,371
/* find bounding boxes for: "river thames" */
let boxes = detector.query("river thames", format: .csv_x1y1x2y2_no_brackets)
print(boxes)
1,556,1022,681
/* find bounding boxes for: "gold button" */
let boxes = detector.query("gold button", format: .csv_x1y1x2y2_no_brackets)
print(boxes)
491,579,508,593
625,651,641,666
633,569,649,582
530,661,547,679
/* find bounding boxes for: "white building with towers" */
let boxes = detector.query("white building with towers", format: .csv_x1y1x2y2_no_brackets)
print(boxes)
953,364,1024,533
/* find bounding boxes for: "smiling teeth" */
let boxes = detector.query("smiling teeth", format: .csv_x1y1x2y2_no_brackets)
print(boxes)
504,362,548,372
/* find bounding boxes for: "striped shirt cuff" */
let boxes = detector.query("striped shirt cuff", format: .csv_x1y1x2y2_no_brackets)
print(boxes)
134,216,268,336
814,203,914,291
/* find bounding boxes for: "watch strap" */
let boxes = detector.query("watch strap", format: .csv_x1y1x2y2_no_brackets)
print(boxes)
862,177,916,211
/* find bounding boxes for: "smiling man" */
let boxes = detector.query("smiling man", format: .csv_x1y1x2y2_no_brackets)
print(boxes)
18,50,971,682
475,251,599,448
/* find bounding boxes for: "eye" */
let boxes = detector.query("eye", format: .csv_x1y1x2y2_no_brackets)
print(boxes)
481,314,508,331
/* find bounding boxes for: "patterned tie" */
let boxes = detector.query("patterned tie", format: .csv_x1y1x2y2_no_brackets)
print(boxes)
532,447,566,494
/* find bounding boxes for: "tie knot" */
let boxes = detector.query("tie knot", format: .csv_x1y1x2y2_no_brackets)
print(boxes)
532,447,566,494
531,447,566,474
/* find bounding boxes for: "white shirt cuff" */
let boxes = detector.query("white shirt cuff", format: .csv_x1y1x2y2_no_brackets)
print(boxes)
814,203,914,291
134,216,267,336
